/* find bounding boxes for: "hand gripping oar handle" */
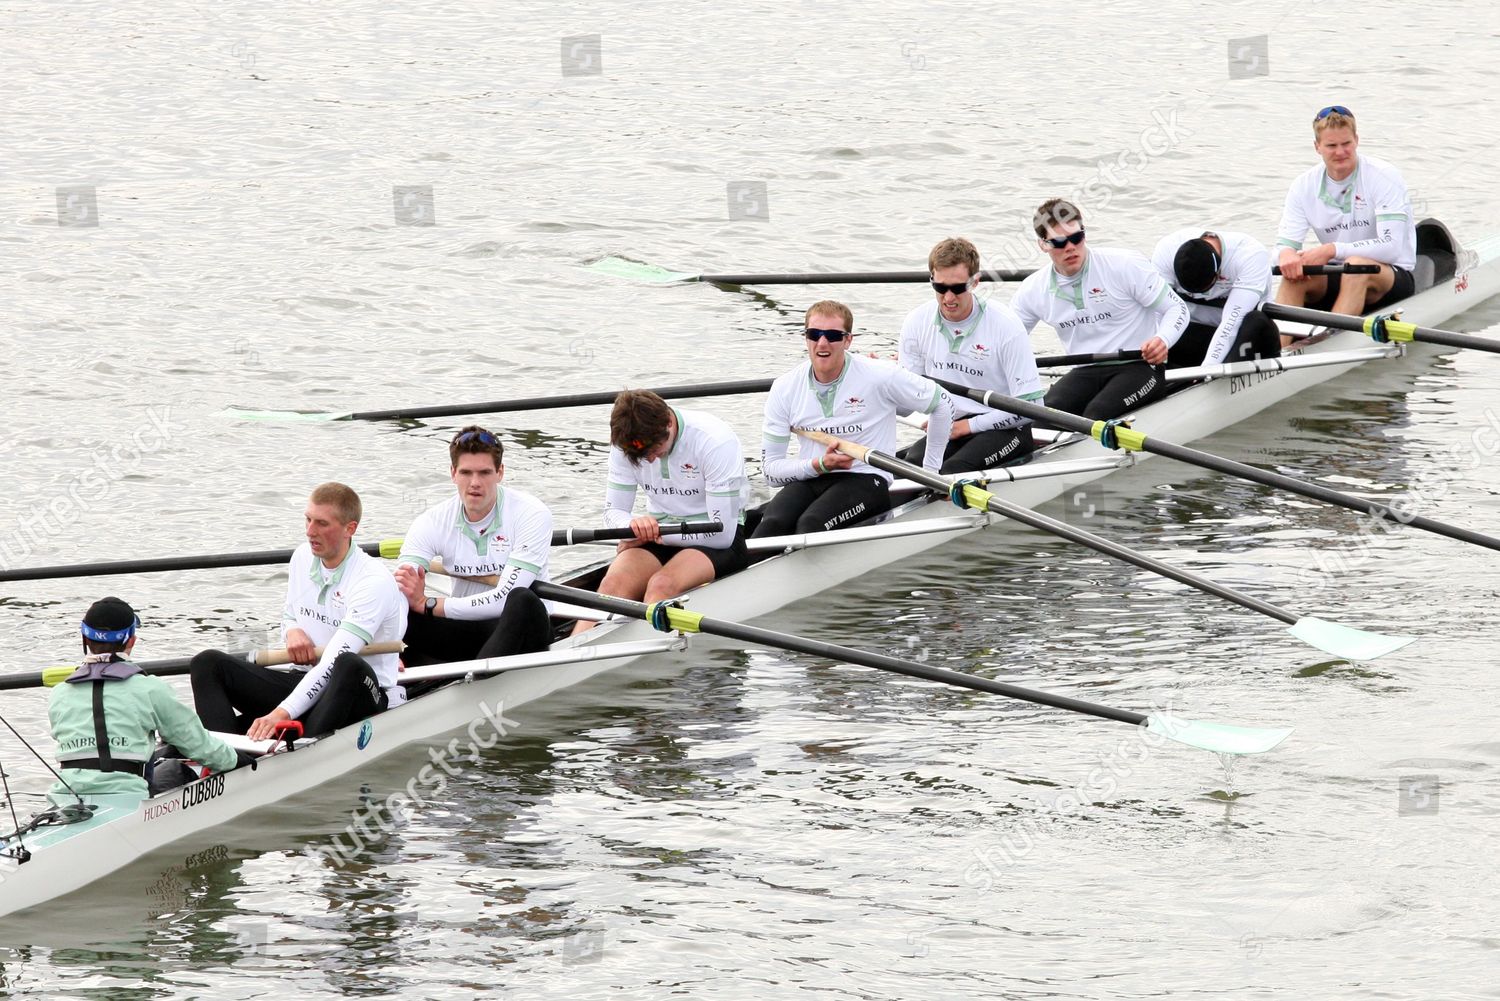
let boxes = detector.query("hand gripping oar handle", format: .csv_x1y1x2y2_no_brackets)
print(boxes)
533,581,1292,754
428,522,725,585
932,379,1500,555
1271,264,1379,276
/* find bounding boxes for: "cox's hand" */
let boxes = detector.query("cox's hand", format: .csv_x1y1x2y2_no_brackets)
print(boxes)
247,707,292,742
1141,336,1169,366
284,628,317,666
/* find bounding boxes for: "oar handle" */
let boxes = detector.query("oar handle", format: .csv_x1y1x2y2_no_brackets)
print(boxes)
696,269,1036,286
254,641,404,667
11,641,408,690
1271,263,1379,276
1034,350,1143,368
425,522,727,586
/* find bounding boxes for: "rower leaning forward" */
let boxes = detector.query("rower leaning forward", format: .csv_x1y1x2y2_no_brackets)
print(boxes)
1011,198,1190,419
1274,105,1417,325
49,597,238,799
1152,227,1281,367
190,482,408,740
898,237,1044,472
575,389,750,632
751,299,955,538
394,427,553,664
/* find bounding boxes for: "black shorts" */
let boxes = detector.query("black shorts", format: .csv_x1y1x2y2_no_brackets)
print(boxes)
1311,264,1416,313
636,525,750,578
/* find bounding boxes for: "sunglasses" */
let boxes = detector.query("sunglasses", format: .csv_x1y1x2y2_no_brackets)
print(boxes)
805,328,848,342
1315,105,1352,121
1042,230,1086,249
930,279,973,295
455,430,499,446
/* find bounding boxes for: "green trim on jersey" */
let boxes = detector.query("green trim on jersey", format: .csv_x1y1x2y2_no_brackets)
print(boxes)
509,557,542,574
310,548,353,605
1048,255,1090,310
453,490,503,557
933,300,985,352
1317,166,1356,213
807,360,851,418
342,622,374,644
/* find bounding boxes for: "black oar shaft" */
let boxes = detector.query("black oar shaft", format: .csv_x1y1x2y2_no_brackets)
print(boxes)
1271,264,1379,276
1034,350,1143,367
342,378,775,422
697,269,1035,286
535,583,1146,726
0,525,718,583
1263,303,1497,353
946,381,1500,555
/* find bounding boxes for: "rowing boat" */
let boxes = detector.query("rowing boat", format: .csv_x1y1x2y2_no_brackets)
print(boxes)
3,219,1496,919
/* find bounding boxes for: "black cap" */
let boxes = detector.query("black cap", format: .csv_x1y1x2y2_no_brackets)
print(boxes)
81,596,140,643
1173,238,1221,294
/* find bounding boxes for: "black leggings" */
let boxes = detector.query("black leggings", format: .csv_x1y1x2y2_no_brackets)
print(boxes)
400,586,552,668
1043,361,1168,420
189,650,386,737
899,426,1035,474
1167,310,1281,368
750,473,890,537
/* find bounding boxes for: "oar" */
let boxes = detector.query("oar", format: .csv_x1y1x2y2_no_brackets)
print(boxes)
1,642,405,691
1035,349,1143,367
587,257,1037,286
0,524,719,583
223,378,776,423
535,581,1290,754
1263,302,1500,354
1270,264,1379,276
934,381,1500,555
797,429,1411,661
429,521,724,585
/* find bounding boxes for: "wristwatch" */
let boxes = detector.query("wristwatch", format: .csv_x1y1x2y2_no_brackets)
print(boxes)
424,597,438,615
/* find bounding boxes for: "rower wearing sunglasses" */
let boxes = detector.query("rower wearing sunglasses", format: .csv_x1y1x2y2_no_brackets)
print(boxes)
1011,198,1190,420
392,426,554,663
753,299,955,538
573,390,749,632
897,237,1044,472
1151,228,1281,367
1274,105,1416,324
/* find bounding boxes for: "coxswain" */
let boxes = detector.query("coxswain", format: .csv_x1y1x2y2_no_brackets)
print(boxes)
394,427,553,664
1274,105,1416,325
898,237,1044,472
49,596,237,798
1010,199,1190,419
189,483,408,739
752,299,955,538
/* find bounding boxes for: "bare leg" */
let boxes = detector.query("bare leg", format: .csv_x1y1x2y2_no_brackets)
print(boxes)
570,547,665,635
1331,257,1396,315
1275,274,1327,348
643,549,717,603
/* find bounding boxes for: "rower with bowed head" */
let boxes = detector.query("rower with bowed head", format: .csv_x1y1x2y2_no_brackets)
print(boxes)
1151,227,1282,367
897,237,1043,472
393,427,553,664
1010,198,1190,419
48,597,239,799
573,390,750,634
1274,105,1417,328
189,482,408,740
751,300,955,538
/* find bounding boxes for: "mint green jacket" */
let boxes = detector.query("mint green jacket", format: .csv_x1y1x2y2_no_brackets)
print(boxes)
48,673,239,797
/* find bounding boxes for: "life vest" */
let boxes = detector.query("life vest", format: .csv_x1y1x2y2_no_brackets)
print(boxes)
61,654,144,776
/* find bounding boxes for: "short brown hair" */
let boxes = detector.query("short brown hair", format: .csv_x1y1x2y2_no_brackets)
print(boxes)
1314,108,1357,138
928,238,980,277
1033,198,1083,238
804,299,854,333
448,425,504,470
611,390,674,462
309,482,362,526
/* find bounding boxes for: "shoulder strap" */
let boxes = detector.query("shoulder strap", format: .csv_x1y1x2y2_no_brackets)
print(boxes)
91,680,113,771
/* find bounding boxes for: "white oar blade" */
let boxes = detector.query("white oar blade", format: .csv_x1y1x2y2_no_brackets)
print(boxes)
221,406,345,423
1287,615,1416,661
1145,713,1293,755
586,256,695,283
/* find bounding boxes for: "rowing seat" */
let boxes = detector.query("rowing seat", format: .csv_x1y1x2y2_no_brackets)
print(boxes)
1413,218,1458,293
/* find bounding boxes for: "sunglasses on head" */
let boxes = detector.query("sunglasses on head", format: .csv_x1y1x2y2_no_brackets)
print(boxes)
805,328,848,342
930,279,973,295
1315,105,1352,121
1042,230,1086,249
455,430,499,446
